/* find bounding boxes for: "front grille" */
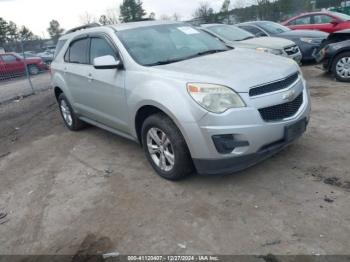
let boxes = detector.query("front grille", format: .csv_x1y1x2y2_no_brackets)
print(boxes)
249,73,299,97
259,93,303,122
284,45,300,55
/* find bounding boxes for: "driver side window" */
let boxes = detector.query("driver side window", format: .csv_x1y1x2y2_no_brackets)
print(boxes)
90,37,118,64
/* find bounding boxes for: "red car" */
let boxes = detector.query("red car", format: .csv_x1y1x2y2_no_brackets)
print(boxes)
282,11,350,33
0,52,47,79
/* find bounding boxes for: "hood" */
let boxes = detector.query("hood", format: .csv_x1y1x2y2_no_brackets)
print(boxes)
239,36,295,49
280,29,328,39
152,49,299,93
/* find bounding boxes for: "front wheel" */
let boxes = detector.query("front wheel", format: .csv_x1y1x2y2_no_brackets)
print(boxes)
141,113,194,180
332,52,350,82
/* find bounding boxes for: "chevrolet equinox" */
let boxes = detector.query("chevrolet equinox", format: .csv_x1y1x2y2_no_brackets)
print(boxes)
51,21,311,180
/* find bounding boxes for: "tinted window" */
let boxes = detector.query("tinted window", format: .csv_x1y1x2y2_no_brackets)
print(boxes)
2,54,17,62
293,16,312,25
313,15,333,24
90,38,117,63
258,22,290,34
239,25,265,36
206,25,254,41
117,24,228,66
54,40,67,58
69,38,89,64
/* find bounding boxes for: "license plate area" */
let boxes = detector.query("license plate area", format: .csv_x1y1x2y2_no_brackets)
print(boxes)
285,118,307,142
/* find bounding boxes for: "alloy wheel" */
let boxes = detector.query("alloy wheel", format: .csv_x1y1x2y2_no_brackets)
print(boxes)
60,100,73,126
146,128,175,172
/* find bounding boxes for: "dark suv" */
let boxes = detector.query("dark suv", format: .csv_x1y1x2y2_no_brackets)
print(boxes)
315,29,350,82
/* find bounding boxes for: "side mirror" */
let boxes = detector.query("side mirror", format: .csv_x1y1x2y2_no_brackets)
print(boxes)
330,19,339,25
93,55,122,70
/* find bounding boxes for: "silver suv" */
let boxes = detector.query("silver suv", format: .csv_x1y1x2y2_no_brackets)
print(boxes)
51,21,311,180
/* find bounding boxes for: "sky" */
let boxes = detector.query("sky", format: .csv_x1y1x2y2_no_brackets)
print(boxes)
0,0,227,38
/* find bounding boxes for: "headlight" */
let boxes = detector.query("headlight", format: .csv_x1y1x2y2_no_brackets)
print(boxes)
256,47,283,56
187,83,246,114
300,37,315,44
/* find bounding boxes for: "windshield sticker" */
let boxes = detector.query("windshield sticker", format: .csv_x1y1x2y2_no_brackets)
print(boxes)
177,27,200,35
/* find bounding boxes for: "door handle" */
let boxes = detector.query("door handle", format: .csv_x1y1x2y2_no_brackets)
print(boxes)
87,73,94,82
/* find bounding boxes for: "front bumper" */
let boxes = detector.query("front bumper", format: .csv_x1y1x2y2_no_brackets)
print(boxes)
193,125,307,175
181,77,311,175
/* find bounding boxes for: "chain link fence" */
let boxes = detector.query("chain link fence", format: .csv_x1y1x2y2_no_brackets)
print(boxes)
0,39,53,104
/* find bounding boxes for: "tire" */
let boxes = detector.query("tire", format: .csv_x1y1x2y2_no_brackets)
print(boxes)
331,52,350,83
58,93,86,131
27,64,39,75
141,113,194,181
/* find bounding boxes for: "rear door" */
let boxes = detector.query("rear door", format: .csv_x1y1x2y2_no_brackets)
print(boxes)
311,14,337,33
63,37,92,116
84,35,128,133
287,15,312,31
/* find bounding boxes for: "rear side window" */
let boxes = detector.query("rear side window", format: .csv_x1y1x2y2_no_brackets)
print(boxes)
90,37,117,63
68,38,89,64
54,40,67,58
239,25,264,36
292,16,311,25
313,15,333,24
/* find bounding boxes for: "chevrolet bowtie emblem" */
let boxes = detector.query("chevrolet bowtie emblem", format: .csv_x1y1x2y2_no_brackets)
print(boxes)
283,90,296,101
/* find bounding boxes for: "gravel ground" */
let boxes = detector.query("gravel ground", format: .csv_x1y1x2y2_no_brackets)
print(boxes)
0,66,349,256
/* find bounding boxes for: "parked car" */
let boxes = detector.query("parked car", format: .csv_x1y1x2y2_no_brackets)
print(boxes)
0,52,47,78
37,51,54,65
237,21,328,61
51,21,310,180
200,24,302,63
282,11,350,33
315,29,350,82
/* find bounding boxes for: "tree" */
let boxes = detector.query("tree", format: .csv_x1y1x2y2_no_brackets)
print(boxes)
0,18,8,44
148,12,156,20
119,0,146,23
7,21,19,42
220,0,231,23
193,2,216,23
19,26,34,40
47,20,64,43
172,13,181,21
80,12,96,24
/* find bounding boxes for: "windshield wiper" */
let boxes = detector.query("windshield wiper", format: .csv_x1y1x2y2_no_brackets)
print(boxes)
240,36,255,41
146,58,185,66
146,49,228,66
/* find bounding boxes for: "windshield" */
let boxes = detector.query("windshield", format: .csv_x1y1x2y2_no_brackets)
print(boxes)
116,24,229,66
330,11,350,21
206,25,255,41
258,21,291,34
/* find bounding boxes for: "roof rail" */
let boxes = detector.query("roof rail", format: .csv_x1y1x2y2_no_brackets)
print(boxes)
65,23,101,34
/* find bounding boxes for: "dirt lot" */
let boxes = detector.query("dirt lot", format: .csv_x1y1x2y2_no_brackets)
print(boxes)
0,72,51,104
0,66,349,256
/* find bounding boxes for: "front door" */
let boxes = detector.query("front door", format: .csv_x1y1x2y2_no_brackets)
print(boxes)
83,36,128,133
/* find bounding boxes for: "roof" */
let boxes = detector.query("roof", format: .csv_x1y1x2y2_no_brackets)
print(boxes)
60,20,183,40
111,20,182,31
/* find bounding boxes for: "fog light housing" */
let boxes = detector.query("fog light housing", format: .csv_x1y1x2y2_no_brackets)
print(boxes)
212,135,249,154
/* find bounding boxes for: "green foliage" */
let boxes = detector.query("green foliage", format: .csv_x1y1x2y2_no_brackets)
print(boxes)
119,0,147,23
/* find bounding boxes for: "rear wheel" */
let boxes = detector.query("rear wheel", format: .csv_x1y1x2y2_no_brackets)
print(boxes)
27,64,39,75
58,93,86,131
141,113,194,180
332,52,350,82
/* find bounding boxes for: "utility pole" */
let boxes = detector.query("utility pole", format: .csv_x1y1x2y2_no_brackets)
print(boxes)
310,0,316,11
